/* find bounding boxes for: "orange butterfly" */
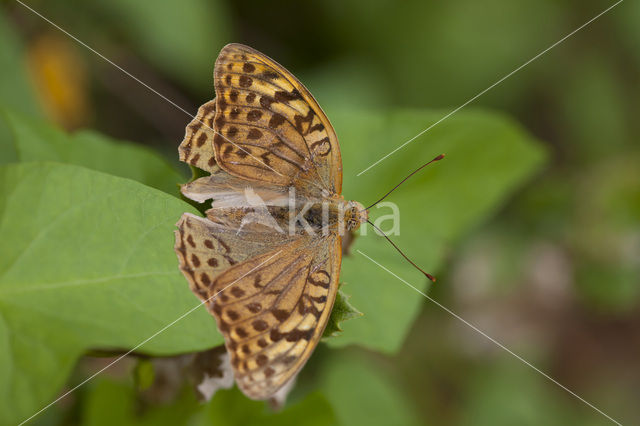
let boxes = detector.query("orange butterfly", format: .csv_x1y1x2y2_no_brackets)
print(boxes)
174,43,368,399
175,44,441,400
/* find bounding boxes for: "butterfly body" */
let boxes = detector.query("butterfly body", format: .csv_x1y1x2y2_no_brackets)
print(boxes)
175,44,365,400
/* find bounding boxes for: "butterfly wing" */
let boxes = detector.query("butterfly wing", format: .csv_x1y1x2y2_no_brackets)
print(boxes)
175,213,296,301
212,43,343,195
203,233,341,399
179,100,219,173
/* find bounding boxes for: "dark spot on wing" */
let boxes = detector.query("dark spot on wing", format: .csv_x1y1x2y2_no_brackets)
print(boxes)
196,133,207,147
247,110,263,121
246,302,262,313
256,354,268,366
231,287,245,298
260,96,274,109
252,319,268,332
271,309,289,322
268,113,286,129
247,128,262,140
239,76,253,88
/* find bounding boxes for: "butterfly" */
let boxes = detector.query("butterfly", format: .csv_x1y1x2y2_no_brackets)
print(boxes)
174,43,369,400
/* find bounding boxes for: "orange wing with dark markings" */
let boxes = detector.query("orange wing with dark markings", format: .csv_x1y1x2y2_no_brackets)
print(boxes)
179,100,219,174
212,43,343,195
175,213,342,400
206,234,341,399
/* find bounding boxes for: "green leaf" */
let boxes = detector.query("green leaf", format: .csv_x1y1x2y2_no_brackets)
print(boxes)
0,162,220,425
1,108,186,195
328,108,546,353
323,288,362,338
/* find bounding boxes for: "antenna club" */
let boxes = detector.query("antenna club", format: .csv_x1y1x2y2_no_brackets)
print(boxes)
434,153,445,161
426,273,436,283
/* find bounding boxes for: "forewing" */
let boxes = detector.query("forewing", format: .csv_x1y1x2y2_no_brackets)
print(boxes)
207,234,342,399
212,43,343,195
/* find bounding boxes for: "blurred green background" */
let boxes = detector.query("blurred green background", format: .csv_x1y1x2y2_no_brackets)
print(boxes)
0,0,638,425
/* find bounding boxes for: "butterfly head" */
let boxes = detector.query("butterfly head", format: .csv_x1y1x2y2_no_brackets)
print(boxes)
345,201,368,231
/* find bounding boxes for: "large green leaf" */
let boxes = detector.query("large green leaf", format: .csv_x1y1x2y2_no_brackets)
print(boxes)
0,163,220,425
1,108,186,195
327,108,546,352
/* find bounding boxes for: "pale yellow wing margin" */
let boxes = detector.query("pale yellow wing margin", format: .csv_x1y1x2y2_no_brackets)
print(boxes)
178,100,219,174
207,233,342,400
212,43,343,195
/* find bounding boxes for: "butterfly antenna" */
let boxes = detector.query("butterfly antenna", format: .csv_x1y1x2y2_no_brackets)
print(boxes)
363,154,445,211
367,220,436,282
